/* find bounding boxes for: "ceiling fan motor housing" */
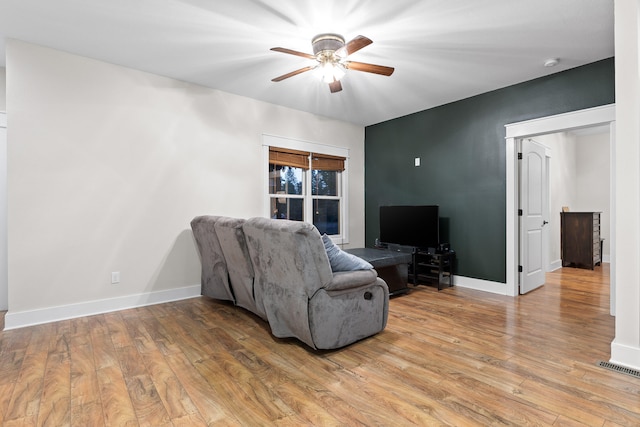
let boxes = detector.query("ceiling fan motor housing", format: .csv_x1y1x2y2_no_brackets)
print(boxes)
312,33,345,56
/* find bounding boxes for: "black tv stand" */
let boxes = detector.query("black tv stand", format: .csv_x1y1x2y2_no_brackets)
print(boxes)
410,249,455,290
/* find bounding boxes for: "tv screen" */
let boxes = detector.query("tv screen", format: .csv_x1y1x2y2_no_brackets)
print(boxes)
379,205,439,249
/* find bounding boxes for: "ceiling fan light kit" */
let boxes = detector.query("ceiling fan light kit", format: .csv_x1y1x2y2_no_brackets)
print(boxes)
314,61,346,84
312,34,347,83
270,33,394,93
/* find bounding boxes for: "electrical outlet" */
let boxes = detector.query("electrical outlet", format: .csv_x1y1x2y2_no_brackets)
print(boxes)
414,157,421,167
111,272,120,284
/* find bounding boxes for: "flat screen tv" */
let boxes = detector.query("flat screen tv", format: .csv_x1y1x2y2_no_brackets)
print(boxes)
379,205,439,249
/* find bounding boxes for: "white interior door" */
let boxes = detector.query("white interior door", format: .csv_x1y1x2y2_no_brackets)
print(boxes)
520,138,548,294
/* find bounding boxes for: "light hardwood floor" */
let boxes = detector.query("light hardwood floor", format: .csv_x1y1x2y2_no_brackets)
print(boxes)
1,264,638,426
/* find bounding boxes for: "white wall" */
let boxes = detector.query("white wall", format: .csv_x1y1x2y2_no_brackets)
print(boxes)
0,67,6,111
574,131,610,258
612,0,640,371
4,40,365,326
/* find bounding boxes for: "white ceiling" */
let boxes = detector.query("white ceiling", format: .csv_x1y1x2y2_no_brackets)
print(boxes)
0,0,614,126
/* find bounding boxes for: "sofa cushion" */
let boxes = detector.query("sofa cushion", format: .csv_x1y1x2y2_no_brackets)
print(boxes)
190,215,235,302
322,234,373,272
215,217,265,318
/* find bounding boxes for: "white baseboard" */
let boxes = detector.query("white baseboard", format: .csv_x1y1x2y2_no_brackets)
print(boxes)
548,258,610,271
453,275,510,295
548,259,563,271
4,284,201,330
610,339,640,371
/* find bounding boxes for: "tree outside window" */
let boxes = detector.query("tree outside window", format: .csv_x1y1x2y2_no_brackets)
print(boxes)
269,164,303,220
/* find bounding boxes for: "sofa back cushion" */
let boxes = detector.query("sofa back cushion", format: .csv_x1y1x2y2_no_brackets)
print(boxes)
190,215,235,302
214,217,264,318
243,217,333,297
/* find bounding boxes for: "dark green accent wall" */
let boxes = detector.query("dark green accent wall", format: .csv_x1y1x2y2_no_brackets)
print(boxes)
364,58,615,283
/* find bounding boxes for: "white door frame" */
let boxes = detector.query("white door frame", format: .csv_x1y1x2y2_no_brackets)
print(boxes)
0,112,6,312
505,104,616,308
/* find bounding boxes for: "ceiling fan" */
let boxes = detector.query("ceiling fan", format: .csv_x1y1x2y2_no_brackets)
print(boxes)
270,33,394,93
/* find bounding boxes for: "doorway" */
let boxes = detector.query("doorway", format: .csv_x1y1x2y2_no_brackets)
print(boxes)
533,127,611,272
505,104,616,314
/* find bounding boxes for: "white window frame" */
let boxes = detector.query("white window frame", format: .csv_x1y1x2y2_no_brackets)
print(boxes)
263,134,350,244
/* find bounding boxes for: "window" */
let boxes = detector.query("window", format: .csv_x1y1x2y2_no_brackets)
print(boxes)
264,137,349,241
269,162,304,221
311,154,343,235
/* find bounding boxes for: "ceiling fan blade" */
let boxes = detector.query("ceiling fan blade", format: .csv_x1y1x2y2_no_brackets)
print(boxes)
336,35,372,57
346,61,394,76
270,47,316,60
329,80,342,93
271,66,314,82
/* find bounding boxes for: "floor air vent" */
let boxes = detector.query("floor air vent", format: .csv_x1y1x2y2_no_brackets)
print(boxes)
597,361,640,379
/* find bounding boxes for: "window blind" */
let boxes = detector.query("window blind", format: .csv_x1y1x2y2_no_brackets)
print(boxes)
269,147,310,170
311,153,346,171
269,147,346,171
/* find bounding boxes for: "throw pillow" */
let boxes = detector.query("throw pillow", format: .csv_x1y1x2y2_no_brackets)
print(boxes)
321,234,373,272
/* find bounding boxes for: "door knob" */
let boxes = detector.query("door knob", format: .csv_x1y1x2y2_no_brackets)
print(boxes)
542,220,549,226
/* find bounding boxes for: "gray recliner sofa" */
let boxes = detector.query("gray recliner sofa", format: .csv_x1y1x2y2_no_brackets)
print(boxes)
190,215,389,350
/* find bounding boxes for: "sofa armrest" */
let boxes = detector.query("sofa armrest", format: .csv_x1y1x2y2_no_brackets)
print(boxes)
323,269,379,292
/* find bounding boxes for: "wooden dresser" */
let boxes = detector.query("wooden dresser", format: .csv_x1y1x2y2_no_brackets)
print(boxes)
560,212,601,270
